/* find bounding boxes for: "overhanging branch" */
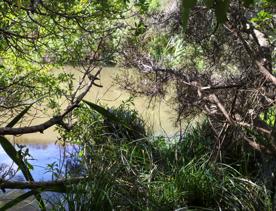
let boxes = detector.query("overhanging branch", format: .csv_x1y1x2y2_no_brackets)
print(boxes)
0,68,102,136
0,177,89,192
225,22,276,86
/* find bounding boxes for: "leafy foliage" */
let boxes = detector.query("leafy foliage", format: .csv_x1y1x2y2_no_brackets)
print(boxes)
59,98,147,151
180,0,276,28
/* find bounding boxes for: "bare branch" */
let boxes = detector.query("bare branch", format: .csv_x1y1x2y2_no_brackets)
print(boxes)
0,68,102,135
255,60,276,86
0,177,89,192
225,22,276,86
207,94,234,124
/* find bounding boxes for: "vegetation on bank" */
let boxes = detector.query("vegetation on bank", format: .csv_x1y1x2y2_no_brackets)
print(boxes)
50,100,271,210
1,99,272,210
0,0,275,210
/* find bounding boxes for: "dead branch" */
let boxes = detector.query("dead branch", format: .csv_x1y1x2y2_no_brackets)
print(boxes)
225,22,276,86
207,94,234,124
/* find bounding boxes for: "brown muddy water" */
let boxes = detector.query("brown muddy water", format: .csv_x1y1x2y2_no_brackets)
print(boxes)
12,66,179,144
0,66,182,210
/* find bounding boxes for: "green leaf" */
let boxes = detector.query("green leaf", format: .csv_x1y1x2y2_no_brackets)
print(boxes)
82,100,130,129
0,137,46,210
243,0,254,6
3,105,34,180
205,0,214,8
83,100,119,121
259,107,275,127
0,190,37,211
180,0,197,29
6,104,33,128
0,136,33,180
180,7,191,30
182,0,197,9
0,104,46,210
214,0,230,23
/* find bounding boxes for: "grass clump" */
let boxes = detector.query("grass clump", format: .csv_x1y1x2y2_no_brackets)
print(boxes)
53,101,272,210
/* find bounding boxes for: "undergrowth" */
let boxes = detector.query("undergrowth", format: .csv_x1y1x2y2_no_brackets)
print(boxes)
52,101,272,211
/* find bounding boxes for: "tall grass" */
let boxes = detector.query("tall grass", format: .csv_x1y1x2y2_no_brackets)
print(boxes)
52,102,272,210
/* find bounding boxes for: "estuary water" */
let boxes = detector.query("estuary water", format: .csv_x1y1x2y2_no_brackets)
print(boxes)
1,66,179,177
0,66,180,210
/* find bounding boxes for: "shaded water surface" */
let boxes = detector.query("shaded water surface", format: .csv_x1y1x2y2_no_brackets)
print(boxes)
0,143,70,181
0,143,71,210
0,66,180,209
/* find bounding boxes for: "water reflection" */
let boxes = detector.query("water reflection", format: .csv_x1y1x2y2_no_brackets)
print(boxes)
0,66,180,209
0,143,69,181
0,143,76,210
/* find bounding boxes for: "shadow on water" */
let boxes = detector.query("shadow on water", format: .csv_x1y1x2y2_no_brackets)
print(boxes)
0,143,74,210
